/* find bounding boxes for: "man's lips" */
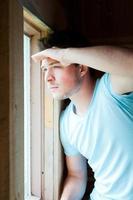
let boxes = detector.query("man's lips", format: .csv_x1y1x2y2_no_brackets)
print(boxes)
49,86,59,92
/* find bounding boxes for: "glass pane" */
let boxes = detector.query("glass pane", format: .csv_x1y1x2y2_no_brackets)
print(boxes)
24,34,31,199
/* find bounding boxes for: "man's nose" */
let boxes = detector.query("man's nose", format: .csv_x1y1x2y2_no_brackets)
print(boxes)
45,68,55,82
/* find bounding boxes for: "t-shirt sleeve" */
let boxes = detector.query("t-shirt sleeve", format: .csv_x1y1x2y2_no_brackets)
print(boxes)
102,73,133,115
60,111,80,156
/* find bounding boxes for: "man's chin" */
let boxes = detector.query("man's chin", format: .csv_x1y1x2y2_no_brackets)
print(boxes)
52,93,68,100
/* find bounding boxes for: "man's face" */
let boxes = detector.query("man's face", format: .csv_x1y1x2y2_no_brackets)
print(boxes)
42,58,82,100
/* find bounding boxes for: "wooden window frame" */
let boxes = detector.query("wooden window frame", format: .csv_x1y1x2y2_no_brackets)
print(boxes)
24,8,64,200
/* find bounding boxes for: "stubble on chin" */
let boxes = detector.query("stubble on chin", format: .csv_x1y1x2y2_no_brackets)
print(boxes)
52,93,68,100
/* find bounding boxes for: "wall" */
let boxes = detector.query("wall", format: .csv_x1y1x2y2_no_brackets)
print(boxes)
0,1,10,199
0,0,24,199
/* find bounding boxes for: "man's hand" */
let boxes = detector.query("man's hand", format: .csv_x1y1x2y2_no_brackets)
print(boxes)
32,46,133,94
32,47,71,67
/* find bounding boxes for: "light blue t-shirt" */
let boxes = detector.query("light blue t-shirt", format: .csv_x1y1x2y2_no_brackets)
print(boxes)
60,73,133,200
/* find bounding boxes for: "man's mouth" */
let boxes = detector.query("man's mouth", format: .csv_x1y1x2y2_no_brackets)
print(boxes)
49,86,59,92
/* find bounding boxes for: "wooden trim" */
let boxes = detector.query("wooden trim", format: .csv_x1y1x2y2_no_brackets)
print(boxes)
0,1,10,199
9,0,24,199
41,73,64,200
24,20,40,36
24,7,52,35
30,33,42,198
53,100,64,200
42,80,54,200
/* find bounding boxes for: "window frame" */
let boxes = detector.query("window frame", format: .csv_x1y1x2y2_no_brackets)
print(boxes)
24,18,43,200
24,8,64,200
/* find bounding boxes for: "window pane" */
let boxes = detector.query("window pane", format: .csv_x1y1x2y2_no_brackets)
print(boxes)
24,34,31,199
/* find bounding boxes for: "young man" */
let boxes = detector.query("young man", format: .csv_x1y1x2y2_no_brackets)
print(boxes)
32,44,133,200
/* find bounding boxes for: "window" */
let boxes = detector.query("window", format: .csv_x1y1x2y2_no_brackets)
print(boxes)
24,22,42,200
24,34,32,199
24,8,63,200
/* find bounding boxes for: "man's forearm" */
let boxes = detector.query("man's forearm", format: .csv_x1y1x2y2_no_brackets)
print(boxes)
64,46,133,77
32,45,133,77
60,175,87,200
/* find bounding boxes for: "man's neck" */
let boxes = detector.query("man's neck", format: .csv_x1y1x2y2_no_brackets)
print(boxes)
70,76,96,117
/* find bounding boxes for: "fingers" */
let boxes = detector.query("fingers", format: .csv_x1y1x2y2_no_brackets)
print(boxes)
31,50,47,62
31,47,71,67
31,48,60,63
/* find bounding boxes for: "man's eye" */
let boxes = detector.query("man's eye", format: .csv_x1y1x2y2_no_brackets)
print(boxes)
53,66,62,69
43,67,47,72
41,64,47,71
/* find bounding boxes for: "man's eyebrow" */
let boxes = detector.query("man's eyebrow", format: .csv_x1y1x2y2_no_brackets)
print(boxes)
49,61,60,66
41,60,59,68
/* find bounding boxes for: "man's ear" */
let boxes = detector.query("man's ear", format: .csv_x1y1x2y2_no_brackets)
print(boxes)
79,65,88,77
